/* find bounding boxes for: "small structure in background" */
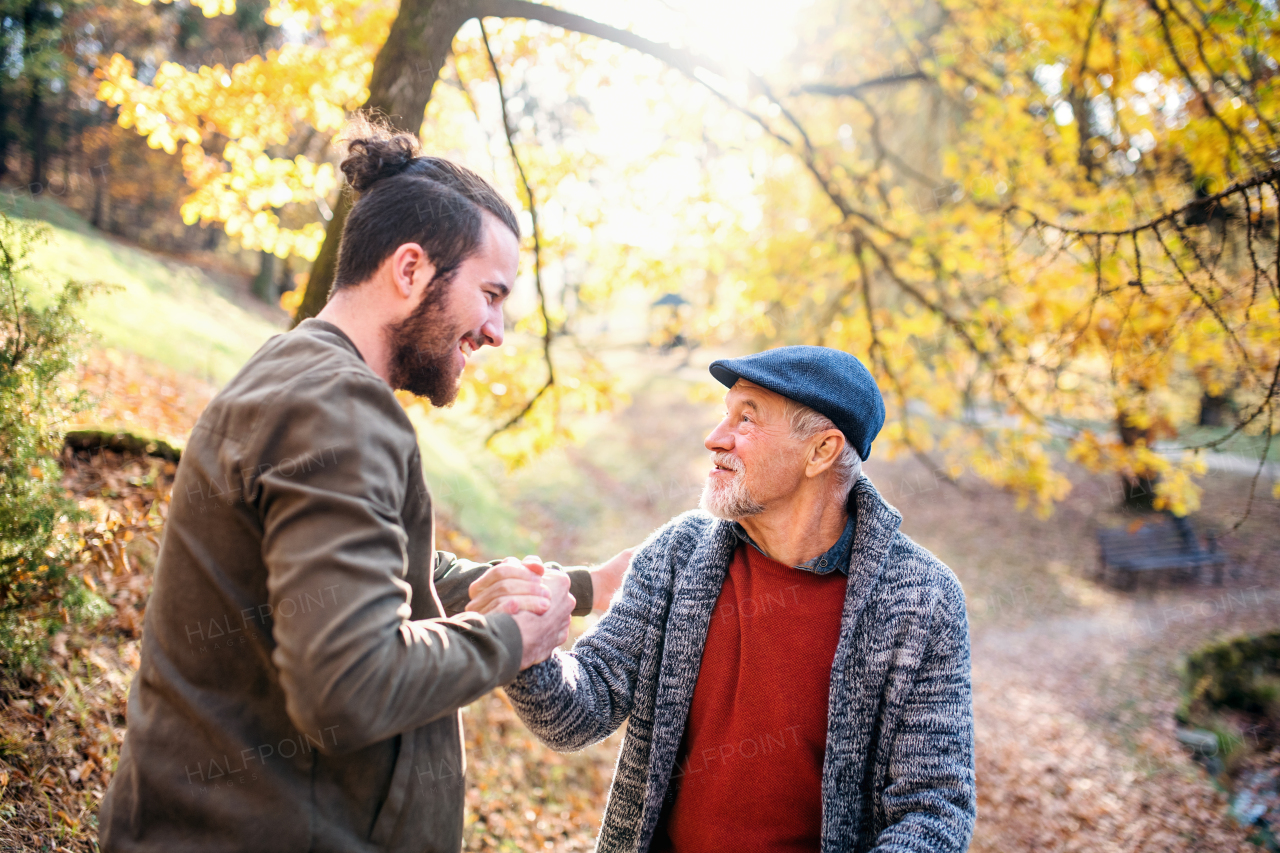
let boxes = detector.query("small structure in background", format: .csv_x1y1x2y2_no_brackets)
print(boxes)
1097,513,1228,589
649,292,690,352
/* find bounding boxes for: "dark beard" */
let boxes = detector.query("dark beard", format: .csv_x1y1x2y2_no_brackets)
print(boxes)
385,276,464,406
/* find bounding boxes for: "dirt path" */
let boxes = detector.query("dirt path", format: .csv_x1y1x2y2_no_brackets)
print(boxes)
882,456,1280,851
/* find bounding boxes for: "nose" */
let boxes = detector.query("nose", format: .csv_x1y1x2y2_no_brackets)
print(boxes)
704,416,734,453
480,304,504,348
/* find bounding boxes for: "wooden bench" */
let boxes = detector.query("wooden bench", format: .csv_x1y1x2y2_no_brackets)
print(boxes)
1097,514,1228,589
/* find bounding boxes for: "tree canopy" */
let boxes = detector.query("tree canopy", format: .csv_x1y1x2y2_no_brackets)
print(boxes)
96,0,1279,516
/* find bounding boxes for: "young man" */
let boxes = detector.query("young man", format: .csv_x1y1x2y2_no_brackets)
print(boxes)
99,130,621,852
473,346,976,853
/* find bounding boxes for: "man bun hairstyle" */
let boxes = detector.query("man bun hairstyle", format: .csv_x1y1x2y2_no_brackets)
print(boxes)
339,132,420,193
331,117,520,293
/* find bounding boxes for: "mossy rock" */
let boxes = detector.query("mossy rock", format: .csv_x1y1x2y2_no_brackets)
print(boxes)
63,429,182,463
1183,631,1280,722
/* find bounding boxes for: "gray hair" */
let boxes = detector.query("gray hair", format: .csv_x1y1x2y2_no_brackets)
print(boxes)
784,400,863,498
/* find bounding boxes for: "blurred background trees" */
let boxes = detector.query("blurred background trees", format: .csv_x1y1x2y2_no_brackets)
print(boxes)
76,0,1279,516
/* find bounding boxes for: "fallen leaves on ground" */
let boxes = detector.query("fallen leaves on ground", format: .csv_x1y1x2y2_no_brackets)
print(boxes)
462,689,623,851
0,446,162,852
69,348,215,446
2,383,1276,851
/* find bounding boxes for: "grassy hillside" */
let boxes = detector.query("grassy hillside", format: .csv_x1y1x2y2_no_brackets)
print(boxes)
4,194,284,385
3,193,534,553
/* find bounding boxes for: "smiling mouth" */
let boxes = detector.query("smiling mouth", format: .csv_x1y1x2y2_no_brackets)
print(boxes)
458,338,479,360
711,456,741,475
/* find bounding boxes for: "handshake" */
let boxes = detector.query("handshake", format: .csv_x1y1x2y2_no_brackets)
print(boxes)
465,548,633,670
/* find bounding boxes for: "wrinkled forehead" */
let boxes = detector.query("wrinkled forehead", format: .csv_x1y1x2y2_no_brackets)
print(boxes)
725,379,790,416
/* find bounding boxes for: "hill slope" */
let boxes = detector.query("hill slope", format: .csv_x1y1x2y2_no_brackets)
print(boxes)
5,194,285,385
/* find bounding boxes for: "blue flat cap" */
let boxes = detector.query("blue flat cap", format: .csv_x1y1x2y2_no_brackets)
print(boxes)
708,346,885,459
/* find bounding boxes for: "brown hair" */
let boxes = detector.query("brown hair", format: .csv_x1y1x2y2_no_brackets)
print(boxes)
331,119,519,292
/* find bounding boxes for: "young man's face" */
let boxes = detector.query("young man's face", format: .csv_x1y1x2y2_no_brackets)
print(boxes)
386,213,520,405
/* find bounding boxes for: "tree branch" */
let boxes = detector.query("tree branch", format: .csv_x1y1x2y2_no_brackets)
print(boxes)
797,72,929,98
477,1,902,241
477,0,727,79
477,20,557,443
1007,167,1280,238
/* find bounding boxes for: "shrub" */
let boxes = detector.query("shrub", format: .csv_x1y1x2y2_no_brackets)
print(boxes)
0,213,106,674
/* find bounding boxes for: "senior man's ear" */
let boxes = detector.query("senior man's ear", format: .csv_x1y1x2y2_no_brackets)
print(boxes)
805,429,846,479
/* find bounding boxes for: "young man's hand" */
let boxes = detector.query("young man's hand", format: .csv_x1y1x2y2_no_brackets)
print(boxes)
468,548,637,615
467,556,550,616
509,569,574,669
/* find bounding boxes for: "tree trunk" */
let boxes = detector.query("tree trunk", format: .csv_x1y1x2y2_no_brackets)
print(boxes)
1117,411,1158,511
294,0,717,326
294,0,474,325
1198,391,1233,427
294,190,352,323
27,79,46,190
91,164,108,229
277,254,294,298
0,78,10,179
253,250,277,302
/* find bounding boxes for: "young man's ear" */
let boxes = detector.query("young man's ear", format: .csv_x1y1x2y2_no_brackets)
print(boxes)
388,243,433,299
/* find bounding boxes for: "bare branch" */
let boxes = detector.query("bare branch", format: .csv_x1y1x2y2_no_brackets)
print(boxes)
1007,167,1280,238
855,240,957,483
477,21,556,442
478,1,902,243
477,0,727,79
1145,0,1261,168
797,72,929,98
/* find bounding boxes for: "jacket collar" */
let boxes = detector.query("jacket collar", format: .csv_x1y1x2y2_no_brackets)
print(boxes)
839,474,903,638
295,317,367,363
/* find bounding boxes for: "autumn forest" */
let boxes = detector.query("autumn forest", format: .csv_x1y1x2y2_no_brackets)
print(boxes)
1,0,1278,848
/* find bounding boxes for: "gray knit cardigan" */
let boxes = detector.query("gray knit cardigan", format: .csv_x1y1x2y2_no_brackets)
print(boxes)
506,476,975,853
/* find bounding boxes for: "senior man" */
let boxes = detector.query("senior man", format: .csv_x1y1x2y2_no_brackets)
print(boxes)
471,346,975,853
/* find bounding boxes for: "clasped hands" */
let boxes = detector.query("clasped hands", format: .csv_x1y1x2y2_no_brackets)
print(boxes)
467,548,633,670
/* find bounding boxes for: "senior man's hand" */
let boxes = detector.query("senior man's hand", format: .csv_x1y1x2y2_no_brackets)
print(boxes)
590,547,634,612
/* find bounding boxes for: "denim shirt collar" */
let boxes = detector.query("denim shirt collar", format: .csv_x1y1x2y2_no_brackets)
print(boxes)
730,510,856,576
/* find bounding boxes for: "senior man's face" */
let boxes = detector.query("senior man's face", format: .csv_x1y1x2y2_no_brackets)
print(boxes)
700,380,807,519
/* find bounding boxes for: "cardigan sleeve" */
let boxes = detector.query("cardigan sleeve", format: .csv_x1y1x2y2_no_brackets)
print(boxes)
870,578,976,853
504,525,674,751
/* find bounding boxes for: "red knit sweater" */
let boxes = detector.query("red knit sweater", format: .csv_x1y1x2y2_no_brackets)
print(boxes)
652,542,849,853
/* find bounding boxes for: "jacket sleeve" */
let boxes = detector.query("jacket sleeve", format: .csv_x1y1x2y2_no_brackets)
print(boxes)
433,552,594,618
252,370,524,755
503,526,673,751
872,580,976,853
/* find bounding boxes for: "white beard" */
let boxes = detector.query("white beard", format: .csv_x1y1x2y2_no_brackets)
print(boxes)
699,455,765,520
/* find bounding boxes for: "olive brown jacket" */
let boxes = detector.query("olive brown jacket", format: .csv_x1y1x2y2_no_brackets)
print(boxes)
99,319,591,853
